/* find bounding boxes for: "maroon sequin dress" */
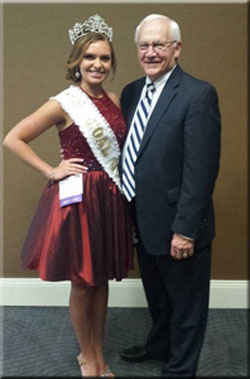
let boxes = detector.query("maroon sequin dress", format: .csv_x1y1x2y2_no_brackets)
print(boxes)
21,91,134,286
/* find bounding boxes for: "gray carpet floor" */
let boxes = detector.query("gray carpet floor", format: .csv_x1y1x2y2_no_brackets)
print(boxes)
1,307,248,377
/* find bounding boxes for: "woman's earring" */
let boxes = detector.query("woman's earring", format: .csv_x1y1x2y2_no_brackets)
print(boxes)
75,68,80,79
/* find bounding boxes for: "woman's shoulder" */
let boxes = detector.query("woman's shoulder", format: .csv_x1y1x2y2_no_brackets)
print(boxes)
49,85,76,100
105,91,120,108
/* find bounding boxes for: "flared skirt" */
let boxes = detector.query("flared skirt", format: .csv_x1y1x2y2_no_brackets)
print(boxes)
21,171,134,286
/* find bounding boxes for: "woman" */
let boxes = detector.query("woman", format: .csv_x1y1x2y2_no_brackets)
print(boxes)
3,14,133,377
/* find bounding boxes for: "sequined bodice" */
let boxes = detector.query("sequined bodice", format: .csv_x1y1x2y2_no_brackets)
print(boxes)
59,91,126,171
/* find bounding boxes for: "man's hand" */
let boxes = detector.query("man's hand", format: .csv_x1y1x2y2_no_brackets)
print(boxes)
170,233,195,260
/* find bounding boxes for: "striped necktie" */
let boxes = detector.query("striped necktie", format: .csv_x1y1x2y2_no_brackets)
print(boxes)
122,82,156,201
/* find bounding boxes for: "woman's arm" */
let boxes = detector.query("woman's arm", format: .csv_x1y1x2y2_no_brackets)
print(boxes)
3,99,87,180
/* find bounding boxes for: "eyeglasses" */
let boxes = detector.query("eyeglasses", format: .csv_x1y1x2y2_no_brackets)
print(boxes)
137,41,177,52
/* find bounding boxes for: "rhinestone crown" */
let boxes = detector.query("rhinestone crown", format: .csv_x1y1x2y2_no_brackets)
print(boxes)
69,14,113,45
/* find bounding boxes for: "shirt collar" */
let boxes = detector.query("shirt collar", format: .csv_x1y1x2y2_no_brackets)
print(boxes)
146,64,177,90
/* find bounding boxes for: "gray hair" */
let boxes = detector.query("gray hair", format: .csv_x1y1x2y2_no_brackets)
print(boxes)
134,14,181,45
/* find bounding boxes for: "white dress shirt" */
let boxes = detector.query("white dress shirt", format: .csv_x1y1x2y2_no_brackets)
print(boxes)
122,65,176,165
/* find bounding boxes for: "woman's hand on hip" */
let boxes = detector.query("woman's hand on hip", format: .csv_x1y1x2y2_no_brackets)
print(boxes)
52,158,88,181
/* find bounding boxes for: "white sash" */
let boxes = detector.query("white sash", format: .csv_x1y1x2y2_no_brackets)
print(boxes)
50,85,122,191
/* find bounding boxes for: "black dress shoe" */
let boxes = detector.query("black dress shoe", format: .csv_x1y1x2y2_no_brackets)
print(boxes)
120,345,152,362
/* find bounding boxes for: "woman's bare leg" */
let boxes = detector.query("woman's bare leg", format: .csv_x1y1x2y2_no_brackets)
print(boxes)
69,281,98,376
91,282,109,373
69,281,112,376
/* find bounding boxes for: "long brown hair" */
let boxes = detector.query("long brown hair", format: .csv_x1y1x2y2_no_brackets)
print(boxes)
66,32,116,83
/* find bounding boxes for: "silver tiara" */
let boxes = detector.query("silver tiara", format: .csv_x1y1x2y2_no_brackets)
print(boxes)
69,14,113,45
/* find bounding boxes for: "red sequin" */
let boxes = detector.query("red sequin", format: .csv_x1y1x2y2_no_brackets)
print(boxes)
59,92,126,170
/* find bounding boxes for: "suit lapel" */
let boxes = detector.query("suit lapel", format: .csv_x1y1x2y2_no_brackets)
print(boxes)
138,65,183,157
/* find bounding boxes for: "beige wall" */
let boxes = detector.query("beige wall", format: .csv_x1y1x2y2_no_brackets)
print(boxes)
2,3,248,279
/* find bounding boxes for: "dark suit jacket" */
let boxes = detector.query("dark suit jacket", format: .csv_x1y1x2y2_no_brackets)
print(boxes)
120,65,221,255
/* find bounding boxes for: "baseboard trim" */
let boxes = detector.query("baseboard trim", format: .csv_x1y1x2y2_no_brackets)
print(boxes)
0,278,248,308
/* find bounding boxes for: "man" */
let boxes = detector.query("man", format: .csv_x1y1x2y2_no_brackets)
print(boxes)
120,14,221,377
